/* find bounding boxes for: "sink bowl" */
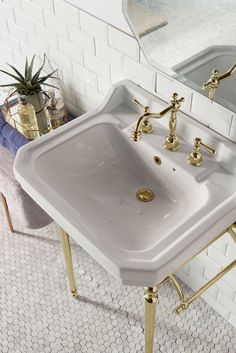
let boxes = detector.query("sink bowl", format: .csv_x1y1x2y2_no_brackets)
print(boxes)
14,80,236,286
34,122,208,253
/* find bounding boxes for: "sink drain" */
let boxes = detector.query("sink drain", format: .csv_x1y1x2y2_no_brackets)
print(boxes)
136,188,154,202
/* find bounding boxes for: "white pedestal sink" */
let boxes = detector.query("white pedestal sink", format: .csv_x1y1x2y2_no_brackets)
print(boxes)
14,80,236,286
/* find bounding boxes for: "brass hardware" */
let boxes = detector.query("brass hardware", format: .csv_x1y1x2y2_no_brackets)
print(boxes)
175,259,236,315
158,274,185,302
144,286,158,353
202,68,220,100
58,226,78,298
136,188,154,202
132,98,154,134
172,224,235,276
157,222,236,316
168,274,185,302
0,192,13,233
228,224,236,243
187,137,216,167
154,156,162,165
164,93,185,151
55,221,235,353
202,63,236,100
131,93,184,148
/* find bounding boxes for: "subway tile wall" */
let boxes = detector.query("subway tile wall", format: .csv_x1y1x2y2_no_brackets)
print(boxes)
0,0,235,327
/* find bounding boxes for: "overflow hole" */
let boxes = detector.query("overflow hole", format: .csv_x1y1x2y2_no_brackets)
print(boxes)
154,156,162,165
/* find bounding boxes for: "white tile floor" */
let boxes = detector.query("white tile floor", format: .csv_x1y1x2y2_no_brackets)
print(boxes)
0,211,236,353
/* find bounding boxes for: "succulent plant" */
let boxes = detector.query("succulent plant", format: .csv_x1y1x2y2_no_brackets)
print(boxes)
0,54,58,96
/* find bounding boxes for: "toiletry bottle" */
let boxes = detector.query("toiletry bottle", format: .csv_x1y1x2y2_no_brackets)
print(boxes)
45,90,67,129
18,96,40,140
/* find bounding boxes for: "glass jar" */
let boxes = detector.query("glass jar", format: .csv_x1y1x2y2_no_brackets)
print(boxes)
18,96,40,140
45,90,67,130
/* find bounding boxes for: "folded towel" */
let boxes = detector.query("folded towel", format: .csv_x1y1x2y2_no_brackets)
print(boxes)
0,134,5,147
0,112,29,155
0,115,13,139
7,130,29,154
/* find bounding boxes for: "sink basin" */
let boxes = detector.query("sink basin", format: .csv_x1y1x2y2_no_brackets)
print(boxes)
33,122,208,253
14,80,236,286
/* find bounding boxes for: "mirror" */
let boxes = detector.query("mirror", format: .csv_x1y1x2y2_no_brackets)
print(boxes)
123,0,236,113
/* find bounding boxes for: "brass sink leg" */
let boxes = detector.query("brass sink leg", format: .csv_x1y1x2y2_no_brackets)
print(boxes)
0,192,14,233
144,286,158,353
58,226,77,298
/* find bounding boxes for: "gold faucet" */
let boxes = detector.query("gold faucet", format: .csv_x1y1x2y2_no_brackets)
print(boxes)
202,63,236,100
187,137,216,167
131,93,185,151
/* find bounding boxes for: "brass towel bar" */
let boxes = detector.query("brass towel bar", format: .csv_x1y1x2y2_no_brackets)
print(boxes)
158,223,236,315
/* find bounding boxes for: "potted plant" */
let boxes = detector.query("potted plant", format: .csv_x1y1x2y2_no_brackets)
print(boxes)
0,54,58,134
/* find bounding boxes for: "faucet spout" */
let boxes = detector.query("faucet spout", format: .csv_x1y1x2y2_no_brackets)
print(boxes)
131,105,173,142
202,63,236,100
131,93,184,149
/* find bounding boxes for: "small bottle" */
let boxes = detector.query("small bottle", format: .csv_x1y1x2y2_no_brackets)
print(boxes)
18,96,40,140
45,90,67,130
